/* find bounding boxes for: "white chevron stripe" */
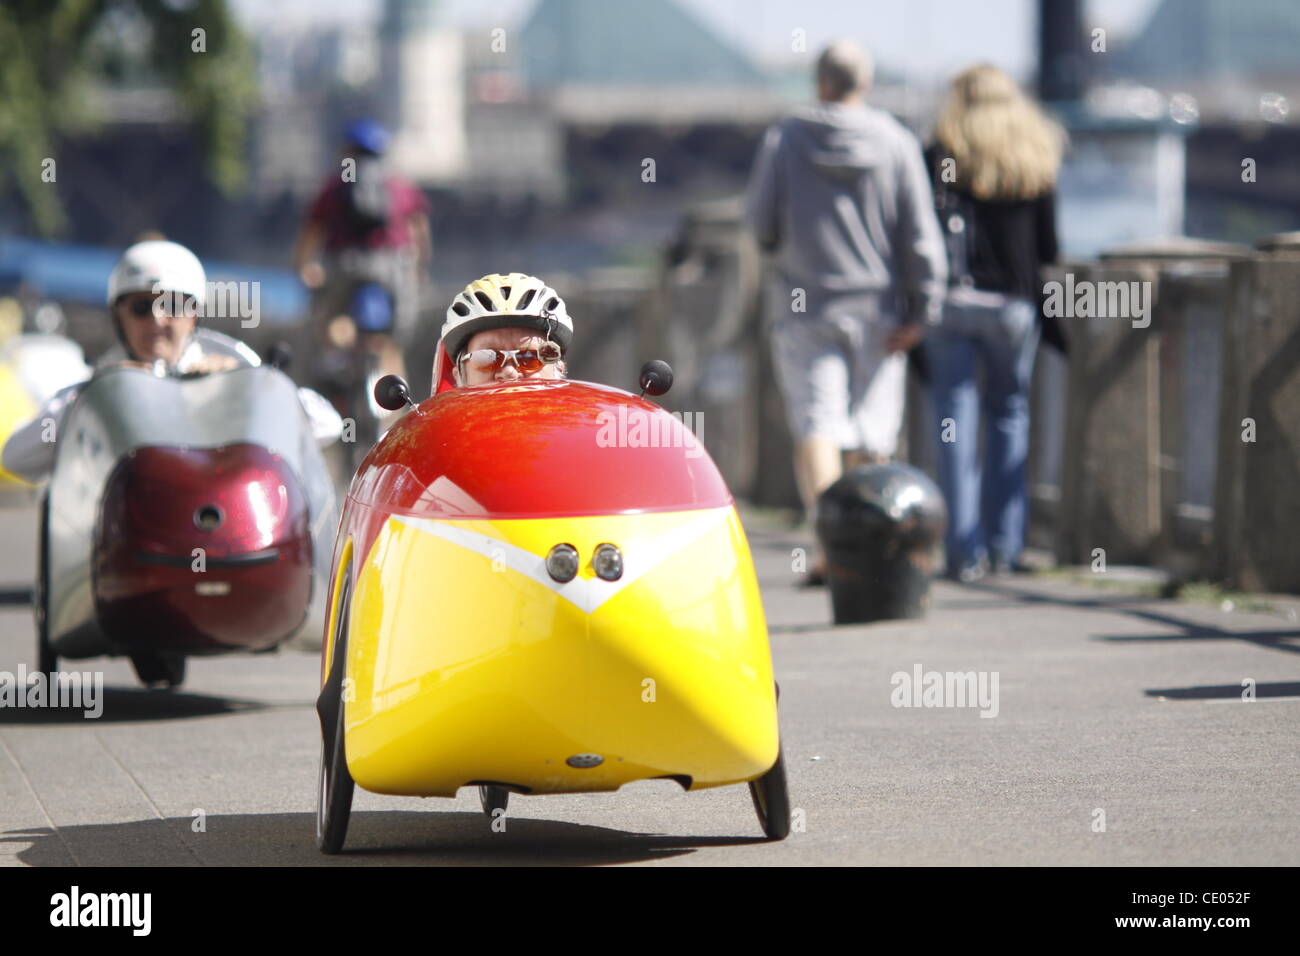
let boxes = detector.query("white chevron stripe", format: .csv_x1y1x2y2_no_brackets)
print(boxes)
391,508,732,614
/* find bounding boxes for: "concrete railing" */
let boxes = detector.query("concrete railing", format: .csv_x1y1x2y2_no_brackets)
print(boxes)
1041,236,1300,594
1050,240,1251,578
1213,233,1300,593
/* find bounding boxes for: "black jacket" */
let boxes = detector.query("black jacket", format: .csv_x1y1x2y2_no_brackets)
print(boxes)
922,144,1066,355
923,144,1059,300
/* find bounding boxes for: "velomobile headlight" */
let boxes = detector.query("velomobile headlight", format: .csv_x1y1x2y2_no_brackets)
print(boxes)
592,543,623,581
546,543,580,583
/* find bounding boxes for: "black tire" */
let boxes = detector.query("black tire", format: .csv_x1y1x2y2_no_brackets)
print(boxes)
479,784,509,819
316,570,356,854
748,747,791,841
35,492,56,675
160,654,185,688
130,652,186,690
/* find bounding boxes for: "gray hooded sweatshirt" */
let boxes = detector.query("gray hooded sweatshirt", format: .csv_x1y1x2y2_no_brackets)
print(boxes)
745,102,947,325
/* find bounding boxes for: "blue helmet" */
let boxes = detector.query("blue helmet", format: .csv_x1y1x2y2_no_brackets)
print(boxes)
343,118,389,156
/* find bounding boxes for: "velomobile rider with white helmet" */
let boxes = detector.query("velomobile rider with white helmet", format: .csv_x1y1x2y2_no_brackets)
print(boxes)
2,239,343,483
440,273,573,388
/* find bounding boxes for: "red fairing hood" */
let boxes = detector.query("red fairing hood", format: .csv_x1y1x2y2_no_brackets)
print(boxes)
349,379,731,519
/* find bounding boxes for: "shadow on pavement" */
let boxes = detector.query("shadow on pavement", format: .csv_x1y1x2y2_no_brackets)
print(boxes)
965,580,1300,656
0,686,276,724
0,587,33,605
1144,681,1300,701
1100,628,1300,654
769,621,836,635
931,594,1149,612
6,811,769,866
765,576,1300,657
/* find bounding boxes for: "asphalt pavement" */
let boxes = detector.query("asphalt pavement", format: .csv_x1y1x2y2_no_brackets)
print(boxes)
0,500,1296,866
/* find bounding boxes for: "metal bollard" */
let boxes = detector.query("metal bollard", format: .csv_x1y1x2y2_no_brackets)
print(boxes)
815,463,948,624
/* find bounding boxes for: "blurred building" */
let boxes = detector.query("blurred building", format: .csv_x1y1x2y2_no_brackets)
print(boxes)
20,0,941,278
244,0,1300,263
461,0,782,210
379,0,467,185
1086,0,1300,242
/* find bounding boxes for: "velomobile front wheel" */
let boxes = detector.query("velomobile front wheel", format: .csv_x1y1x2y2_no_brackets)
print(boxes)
479,784,509,819
749,747,790,841
130,652,186,689
316,570,355,854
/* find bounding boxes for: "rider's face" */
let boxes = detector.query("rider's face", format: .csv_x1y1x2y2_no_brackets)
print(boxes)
459,328,566,387
115,293,196,365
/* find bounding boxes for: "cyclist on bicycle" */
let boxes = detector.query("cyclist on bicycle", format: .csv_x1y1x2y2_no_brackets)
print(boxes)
293,118,431,389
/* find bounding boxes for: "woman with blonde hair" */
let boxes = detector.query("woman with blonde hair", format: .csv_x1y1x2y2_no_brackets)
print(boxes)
924,64,1065,581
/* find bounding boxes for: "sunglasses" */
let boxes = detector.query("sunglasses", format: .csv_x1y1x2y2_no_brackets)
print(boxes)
122,294,196,319
459,342,563,374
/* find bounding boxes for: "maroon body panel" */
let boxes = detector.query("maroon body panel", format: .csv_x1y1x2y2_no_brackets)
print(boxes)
94,443,312,653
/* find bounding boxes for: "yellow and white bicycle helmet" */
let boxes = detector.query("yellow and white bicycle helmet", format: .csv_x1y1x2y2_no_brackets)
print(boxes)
440,272,573,363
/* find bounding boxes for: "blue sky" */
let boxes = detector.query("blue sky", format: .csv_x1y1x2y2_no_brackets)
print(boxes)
232,0,1162,84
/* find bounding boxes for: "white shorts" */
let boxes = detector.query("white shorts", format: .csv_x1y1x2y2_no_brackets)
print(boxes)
770,310,907,457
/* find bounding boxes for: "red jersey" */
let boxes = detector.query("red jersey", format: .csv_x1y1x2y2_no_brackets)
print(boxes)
305,174,429,251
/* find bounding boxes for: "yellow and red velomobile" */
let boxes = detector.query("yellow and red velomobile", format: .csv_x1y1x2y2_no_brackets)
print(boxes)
315,349,788,852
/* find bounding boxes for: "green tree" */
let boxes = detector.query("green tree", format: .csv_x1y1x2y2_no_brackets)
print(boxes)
0,0,256,236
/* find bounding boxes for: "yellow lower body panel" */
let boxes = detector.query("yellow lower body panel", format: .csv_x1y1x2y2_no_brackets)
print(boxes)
342,505,778,796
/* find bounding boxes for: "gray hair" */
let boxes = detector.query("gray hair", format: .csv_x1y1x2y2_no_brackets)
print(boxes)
816,40,873,100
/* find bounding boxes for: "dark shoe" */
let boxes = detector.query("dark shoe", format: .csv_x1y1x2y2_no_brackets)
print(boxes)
799,567,827,588
990,554,1032,576
945,556,988,583
798,556,828,588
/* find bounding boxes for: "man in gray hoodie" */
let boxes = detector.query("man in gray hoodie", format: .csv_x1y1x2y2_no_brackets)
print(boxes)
746,40,946,577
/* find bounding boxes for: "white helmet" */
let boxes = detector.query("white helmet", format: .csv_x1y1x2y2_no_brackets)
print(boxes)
107,240,207,308
440,272,573,363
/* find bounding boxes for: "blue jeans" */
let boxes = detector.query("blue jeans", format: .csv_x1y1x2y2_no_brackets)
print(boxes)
925,295,1040,572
